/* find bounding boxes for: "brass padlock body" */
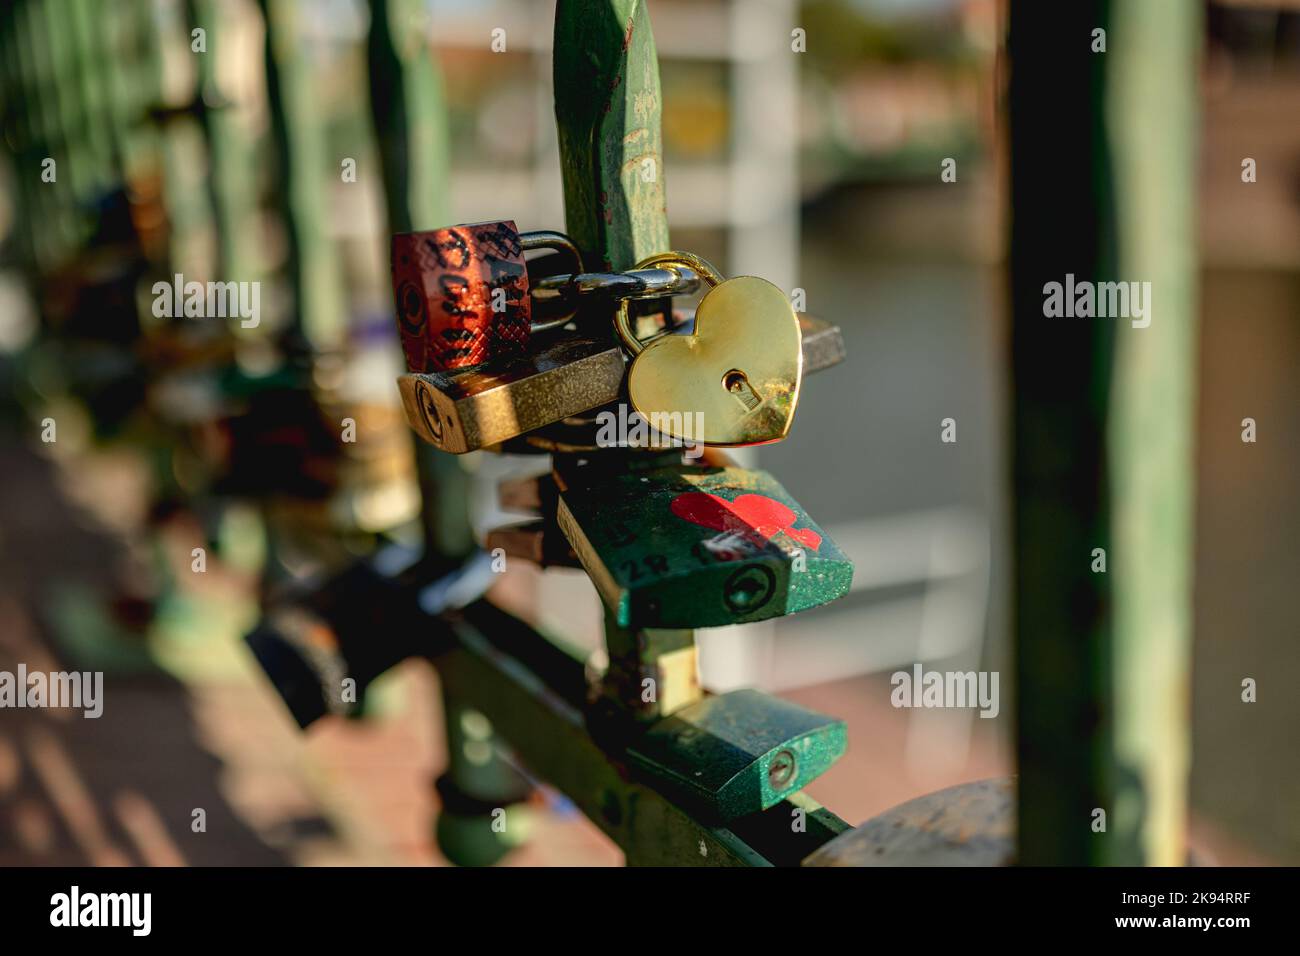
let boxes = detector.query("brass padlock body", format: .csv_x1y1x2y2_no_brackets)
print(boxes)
398,335,625,453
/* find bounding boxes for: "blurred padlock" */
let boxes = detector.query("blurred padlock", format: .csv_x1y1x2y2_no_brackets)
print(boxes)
245,547,496,727
391,221,581,373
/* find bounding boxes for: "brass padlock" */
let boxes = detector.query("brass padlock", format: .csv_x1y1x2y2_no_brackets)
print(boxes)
646,308,846,376
615,252,804,447
397,334,626,453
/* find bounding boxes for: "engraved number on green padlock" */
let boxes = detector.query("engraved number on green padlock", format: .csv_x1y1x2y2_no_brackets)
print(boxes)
614,252,804,447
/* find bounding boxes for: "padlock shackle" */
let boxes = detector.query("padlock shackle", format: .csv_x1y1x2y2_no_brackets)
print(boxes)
521,230,583,264
634,251,725,286
532,265,701,304
613,251,725,355
522,231,585,334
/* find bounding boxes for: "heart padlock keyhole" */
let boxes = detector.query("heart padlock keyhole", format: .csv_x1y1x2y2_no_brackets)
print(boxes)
616,251,803,446
723,369,762,411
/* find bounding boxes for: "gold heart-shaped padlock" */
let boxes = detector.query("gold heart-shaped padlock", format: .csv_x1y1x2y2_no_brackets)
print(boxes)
614,252,803,446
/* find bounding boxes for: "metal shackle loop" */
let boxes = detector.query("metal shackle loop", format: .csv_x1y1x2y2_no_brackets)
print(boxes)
521,231,585,333
613,251,725,356
533,266,701,301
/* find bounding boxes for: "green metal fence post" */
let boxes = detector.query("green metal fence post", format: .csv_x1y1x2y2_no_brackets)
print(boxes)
554,0,668,274
260,0,345,346
1009,0,1198,866
9,0,84,267
67,0,115,196
366,0,528,865
553,0,700,726
1104,0,1199,869
192,0,258,288
366,0,472,560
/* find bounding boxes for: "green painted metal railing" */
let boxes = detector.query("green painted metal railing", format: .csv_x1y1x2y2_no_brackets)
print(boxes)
1009,0,1197,866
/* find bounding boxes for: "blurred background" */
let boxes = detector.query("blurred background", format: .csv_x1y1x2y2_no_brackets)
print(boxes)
0,0,1295,866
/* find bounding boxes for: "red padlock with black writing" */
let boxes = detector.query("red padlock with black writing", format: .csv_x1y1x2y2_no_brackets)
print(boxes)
391,221,580,373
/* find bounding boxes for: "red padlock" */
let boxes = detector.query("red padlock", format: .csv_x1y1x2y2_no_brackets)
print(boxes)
391,221,580,373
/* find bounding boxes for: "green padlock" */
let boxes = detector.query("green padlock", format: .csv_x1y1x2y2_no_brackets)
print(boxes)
556,462,853,629
628,689,848,821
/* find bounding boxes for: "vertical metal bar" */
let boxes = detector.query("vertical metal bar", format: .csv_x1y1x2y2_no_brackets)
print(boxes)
29,0,89,261
366,0,449,233
260,0,346,346
1009,0,1196,865
192,0,255,286
67,0,115,192
1,3,41,268
365,1,525,860
115,0,159,183
366,0,471,559
1104,0,1198,868
80,0,127,179
1009,0,1115,869
553,0,668,273
151,0,212,280
553,0,701,736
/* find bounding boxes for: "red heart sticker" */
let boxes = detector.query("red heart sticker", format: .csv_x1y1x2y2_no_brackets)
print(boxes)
670,492,822,552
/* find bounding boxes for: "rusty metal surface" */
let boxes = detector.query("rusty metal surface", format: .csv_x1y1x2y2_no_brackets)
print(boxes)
803,777,1015,867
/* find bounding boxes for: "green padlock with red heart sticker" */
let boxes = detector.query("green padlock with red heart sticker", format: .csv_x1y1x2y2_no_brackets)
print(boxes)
556,461,853,629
